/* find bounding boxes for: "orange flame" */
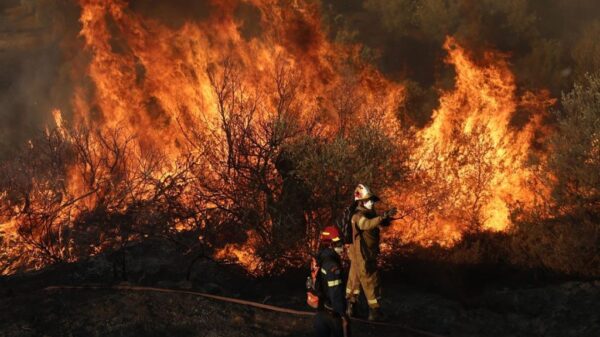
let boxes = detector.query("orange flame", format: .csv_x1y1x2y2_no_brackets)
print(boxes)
386,37,555,247
1,1,557,275
74,0,401,156
69,0,402,272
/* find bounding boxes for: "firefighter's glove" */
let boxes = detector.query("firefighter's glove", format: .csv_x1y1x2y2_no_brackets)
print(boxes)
381,207,398,226
384,207,398,219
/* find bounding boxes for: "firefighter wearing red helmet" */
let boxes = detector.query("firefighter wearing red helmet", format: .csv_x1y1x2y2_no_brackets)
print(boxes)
307,226,350,337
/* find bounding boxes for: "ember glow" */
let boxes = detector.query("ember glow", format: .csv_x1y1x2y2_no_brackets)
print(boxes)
0,0,557,275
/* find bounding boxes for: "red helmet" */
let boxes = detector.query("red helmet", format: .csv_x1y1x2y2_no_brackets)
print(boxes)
320,226,341,244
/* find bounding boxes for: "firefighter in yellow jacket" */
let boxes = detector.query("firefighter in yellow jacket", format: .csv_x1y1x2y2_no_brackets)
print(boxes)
346,184,396,321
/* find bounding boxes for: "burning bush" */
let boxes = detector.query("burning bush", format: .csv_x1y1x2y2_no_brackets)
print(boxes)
0,121,202,275
286,113,409,247
0,128,75,272
510,73,600,277
0,54,403,276
3,0,598,281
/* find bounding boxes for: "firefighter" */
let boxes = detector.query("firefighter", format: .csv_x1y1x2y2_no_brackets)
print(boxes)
311,226,351,337
345,184,397,321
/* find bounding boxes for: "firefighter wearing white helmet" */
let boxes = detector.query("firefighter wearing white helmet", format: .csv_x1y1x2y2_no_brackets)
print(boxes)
346,184,397,321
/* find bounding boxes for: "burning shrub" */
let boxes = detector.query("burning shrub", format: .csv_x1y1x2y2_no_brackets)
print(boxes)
382,37,555,249
184,59,404,272
6,0,597,280
286,116,407,245
511,73,600,277
186,60,310,255
0,128,76,272
0,121,202,276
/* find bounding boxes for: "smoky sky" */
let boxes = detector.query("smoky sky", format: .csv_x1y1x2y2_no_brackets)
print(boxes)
0,0,80,159
0,0,266,160
0,0,599,157
127,0,215,28
321,0,600,126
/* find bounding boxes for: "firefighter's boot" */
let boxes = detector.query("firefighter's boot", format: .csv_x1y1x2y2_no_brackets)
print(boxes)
368,307,387,322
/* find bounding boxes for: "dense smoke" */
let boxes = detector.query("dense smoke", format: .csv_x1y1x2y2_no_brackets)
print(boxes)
0,0,81,159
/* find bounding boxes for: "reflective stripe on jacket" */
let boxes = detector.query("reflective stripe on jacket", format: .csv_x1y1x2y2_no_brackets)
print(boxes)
317,247,346,315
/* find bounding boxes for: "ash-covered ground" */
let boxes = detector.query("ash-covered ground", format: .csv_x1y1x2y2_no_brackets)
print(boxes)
1,242,599,337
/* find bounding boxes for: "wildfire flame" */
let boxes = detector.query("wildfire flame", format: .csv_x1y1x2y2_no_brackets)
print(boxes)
66,0,401,272
385,37,555,247
0,1,556,275
74,0,401,156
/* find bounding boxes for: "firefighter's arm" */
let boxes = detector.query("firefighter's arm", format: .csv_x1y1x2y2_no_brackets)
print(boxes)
324,263,346,315
353,213,383,231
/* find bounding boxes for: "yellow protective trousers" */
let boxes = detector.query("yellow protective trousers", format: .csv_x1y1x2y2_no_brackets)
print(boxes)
346,246,381,308
345,205,384,308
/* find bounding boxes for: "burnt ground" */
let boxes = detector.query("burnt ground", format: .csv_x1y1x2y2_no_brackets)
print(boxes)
0,286,415,337
1,243,599,337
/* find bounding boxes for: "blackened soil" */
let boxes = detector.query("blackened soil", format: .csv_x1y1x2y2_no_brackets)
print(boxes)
0,286,408,337
1,243,599,337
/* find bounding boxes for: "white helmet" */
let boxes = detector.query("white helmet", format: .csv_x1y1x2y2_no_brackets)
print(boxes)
353,184,379,202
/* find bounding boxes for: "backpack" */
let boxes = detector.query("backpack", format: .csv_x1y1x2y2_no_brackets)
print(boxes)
336,201,358,245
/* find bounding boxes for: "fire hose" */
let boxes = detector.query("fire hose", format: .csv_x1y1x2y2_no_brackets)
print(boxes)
45,285,447,337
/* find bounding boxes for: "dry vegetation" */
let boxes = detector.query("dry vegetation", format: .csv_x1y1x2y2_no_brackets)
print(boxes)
1,71,598,279
0,0,599,281
0,60,406,276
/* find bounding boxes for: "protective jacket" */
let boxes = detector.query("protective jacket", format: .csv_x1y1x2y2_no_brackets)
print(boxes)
316,247,346,315
346,205,387,308
351,205,387,262
314,247,348,337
